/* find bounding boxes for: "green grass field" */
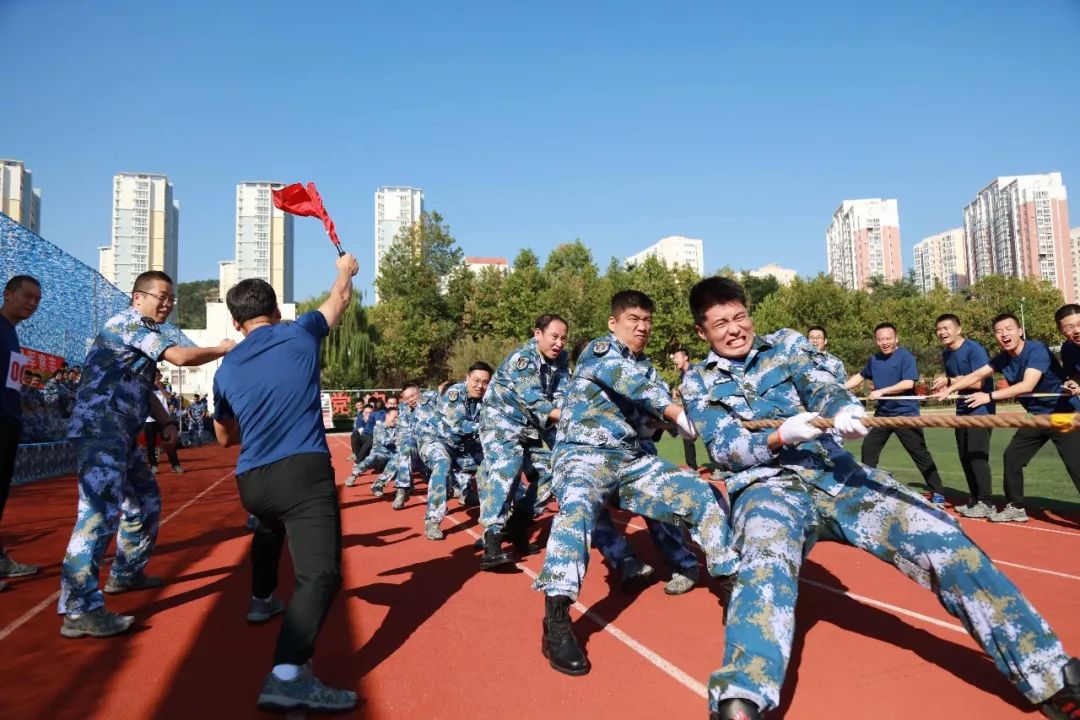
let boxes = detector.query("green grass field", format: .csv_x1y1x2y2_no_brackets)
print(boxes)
655,429,1080,516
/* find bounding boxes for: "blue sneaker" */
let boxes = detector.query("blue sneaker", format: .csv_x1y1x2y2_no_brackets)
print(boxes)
930,493,946,508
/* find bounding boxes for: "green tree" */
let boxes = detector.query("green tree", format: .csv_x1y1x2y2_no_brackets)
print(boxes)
297,291,378,389
539,241,607,346
738,272,781,312
446,335,521,379
493,249,548,340
176,279,219,329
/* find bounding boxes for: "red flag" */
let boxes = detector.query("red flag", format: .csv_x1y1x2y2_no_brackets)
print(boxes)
272,182,342,253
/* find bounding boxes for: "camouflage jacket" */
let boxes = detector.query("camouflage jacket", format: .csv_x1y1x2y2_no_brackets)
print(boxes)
400,389,441,446
370,420,400,455
555,333,673,451
817,351,847,382
484,338,569,440
68,307,175,440
681,328,863,496
436,381,482,447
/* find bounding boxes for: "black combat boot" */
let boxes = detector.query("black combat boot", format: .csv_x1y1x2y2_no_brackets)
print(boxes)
504,506,540,556
710,698,763,720
1041,656,1080,719
479,529,515,571
542,594,590,676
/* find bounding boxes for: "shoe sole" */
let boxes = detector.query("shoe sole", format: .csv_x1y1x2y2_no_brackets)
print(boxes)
257,695,357,712
542,646,591,676
480,555,518,572
103,581,165,595
246,608,285,624
60,620,134,638
0,568,39,579
989,516,1028,523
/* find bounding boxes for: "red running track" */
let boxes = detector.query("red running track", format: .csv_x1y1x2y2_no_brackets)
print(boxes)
0,434,1077,719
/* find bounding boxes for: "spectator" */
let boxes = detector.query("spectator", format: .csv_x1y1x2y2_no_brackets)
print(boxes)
145,373,184,474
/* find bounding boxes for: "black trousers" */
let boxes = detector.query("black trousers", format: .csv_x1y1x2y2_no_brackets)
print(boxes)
861,426,944,494
0,417,21,530
144,421,180,468
237,452,342,666
1003,427,1080,508
682,438,698,469
351,431,373,462
955,428,992,503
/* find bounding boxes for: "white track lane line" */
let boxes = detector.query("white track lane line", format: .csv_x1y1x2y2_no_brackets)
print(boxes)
442,514,709,699
0,468,236,643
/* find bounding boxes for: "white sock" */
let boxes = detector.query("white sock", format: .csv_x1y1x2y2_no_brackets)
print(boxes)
272,664,300,682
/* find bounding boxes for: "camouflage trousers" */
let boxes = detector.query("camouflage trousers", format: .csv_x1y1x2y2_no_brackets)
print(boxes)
711,468,1071,712
361,453,398,491
58,436,162,615
423,439,482,523
478,421,553,534
534,444,736,599
593,506,698,573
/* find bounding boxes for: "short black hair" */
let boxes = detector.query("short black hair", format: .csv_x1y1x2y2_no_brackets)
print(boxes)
992,312,1021,328
133,270,173,294
806,325,827,338
401,382,420,393
385,406,399,415
874,322,897,334
4,275,40,294
468,361,493,376
534,313,568,332
689,276,748,325
935,314,961,327
610,290,654,318
672,347,689,357
1054,304,1080,324
226,278,277,325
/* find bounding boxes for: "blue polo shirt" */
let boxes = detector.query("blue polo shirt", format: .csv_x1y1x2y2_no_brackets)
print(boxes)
1,315,22,422
989,340,1080,415
1061,341,1080,379
861,347,920,417
213,311,331,475
942,339,994,416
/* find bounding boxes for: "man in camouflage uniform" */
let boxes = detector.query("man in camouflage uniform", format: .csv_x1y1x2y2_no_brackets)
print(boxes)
806,325,847,381
389,383,443,509
346,406,399,489
680,275,1080,720
57,270,235,638
423,363,491,540
534,290,738,678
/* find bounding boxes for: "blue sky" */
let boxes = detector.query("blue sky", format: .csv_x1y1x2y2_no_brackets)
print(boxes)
3,0,1078,303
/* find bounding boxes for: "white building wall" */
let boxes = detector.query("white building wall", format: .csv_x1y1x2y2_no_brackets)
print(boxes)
373,186,424,300
624,235,705,275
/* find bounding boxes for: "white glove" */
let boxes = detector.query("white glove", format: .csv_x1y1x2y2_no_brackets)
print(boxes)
777,412,822,445
833,405,869,440
674,410,698,440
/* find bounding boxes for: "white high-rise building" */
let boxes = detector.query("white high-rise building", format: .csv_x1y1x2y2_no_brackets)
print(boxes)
0,159,41,233
747,263,798,286
99,173,179,302
233,182,294,303
826,199,903,291
913,228,968,293
963,172,1072,301
218,260,238,301
1070,226,1080,303
374,186,424,300
624,235,705,276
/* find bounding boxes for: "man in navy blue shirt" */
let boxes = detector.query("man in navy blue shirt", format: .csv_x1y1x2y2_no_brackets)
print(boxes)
942,312,1080,523
1056,303,1080,395
213,253,359,713
844,322,945,505
930,314,996,518
0,275,42,588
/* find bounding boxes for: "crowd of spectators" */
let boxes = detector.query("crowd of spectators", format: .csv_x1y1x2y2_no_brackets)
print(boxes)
19,366,80,442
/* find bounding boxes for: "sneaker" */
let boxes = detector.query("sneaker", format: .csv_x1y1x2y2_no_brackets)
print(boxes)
930,493,946,508
0,552,39,578
171,465,184,474
256,663,357,713
392,489,408,510
619,557,654,592
664,567,699,596
957,501,994,519
151,464,159,474
246,595,286,624
344,475,356,488
103,572,166,594
425,521,445,541
371,482,384,497
60,608,134,638
989,504,1028,523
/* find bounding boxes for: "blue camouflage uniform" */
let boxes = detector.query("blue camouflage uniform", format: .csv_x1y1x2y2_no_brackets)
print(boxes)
682,328,1072,713
357,420,400,489
477,338,567,535
424,382,485,524
397,389,441,491
58,307,174,616
533,334,738,600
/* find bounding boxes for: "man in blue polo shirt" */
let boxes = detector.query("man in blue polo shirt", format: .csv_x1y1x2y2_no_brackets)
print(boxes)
0,275,42,588
942,312,1080,523
1057,303,1080,393
930,314,996,518
844,322,945,505
213,253,359,714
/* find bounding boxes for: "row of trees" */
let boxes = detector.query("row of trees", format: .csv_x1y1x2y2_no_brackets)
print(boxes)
181,209,1068,389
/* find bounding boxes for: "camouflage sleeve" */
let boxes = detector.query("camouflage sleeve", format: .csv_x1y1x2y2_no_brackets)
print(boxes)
129,322,176,361
578,354,672,417
682,367,775,473
785,333,861,416
372,422,386,449
510,360,556,421
440,393,476,443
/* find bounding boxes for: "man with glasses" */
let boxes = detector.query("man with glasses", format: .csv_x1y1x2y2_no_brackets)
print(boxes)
58,270,235,638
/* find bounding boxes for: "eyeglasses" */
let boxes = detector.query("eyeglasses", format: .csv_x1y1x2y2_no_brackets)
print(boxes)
140,290,177,305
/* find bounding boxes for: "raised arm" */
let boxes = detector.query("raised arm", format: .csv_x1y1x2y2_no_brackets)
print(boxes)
318,253,360,329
